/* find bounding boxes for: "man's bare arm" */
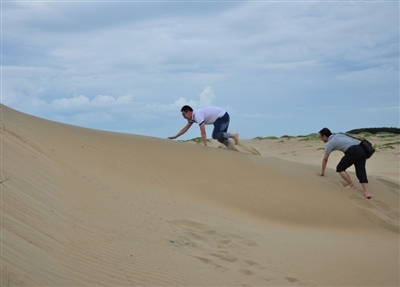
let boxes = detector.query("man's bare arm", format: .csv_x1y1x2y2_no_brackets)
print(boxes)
319,154,330,176
199,124,207,146
168,122,193,139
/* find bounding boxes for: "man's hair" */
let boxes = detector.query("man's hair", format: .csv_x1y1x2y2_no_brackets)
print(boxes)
319,127,332,137
181,105,193,112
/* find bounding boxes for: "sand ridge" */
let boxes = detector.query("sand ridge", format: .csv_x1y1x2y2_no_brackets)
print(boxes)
1,104,399,286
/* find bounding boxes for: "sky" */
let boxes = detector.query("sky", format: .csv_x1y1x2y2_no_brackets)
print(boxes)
1,0,399,140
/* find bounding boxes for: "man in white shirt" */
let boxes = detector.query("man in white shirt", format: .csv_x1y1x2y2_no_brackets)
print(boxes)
319,127,371,199
168,105,239,147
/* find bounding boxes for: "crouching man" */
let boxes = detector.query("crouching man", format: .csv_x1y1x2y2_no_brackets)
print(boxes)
319,127,371,199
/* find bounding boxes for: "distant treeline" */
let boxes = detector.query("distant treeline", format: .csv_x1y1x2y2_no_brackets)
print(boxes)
346,127,400,134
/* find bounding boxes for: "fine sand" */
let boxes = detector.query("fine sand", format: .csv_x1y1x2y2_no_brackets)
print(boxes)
1,104,399,286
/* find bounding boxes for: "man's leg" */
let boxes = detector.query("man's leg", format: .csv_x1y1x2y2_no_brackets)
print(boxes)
212,113,239,147
337,148,357,189
338,171,356,189
354,154,371,199
338,146,371,198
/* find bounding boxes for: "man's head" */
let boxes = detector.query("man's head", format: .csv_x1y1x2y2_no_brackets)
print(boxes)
181,105,193,121
319,127,332,143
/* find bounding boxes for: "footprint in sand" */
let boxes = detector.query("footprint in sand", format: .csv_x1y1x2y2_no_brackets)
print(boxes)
372,201,391,212
327,180,347,188
166,219,261,274
377,178,400,196
222,143,260,155
286,277,300,283
239,268,255,275
237,143,261,155
348,194,399,233
284,277,312,286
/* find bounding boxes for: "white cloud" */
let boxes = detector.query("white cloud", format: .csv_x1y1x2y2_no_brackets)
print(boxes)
2,1,398,138
52,95,90,110
92,95,118,106
51,94,139,112
198,86,216,107
173,97,197,108
143,86,216,112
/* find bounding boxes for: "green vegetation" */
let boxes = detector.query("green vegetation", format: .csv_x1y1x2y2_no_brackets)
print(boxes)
376,141,400,150
298,133,320,141
376,134,398,138
180,137,211,144
346,127,400,134
250,128,399,143
280,135,296,139
253,136,279,140
345,132,373,140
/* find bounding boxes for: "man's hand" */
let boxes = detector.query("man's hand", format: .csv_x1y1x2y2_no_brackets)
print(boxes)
319,154,329,177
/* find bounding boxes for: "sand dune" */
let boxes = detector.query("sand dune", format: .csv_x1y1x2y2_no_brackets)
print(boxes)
1,104,399,286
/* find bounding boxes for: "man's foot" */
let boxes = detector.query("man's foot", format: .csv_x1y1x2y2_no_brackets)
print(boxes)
364,193,372,199
231,133,239,145
345,184,357,190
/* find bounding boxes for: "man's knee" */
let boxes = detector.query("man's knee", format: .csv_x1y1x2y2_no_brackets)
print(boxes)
336,165,346,173
337,157,353,173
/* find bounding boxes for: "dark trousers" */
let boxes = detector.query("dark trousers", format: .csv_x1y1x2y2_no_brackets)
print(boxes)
212,112,230,147
336,145,368,183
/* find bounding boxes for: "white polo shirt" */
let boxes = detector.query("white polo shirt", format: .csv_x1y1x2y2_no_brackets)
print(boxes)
190,106,227,125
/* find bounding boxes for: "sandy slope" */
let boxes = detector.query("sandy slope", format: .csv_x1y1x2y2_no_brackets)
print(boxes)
1,104,399,286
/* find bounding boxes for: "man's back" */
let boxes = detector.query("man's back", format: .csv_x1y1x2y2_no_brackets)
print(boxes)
191,106,226,125
325,133,358,154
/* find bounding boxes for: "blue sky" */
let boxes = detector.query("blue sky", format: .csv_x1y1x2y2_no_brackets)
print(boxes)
1,1,399,140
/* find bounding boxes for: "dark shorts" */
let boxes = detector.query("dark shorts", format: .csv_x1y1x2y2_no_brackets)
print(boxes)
336,145,368,183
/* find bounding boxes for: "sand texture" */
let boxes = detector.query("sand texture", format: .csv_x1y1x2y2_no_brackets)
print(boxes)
1,104,399,286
